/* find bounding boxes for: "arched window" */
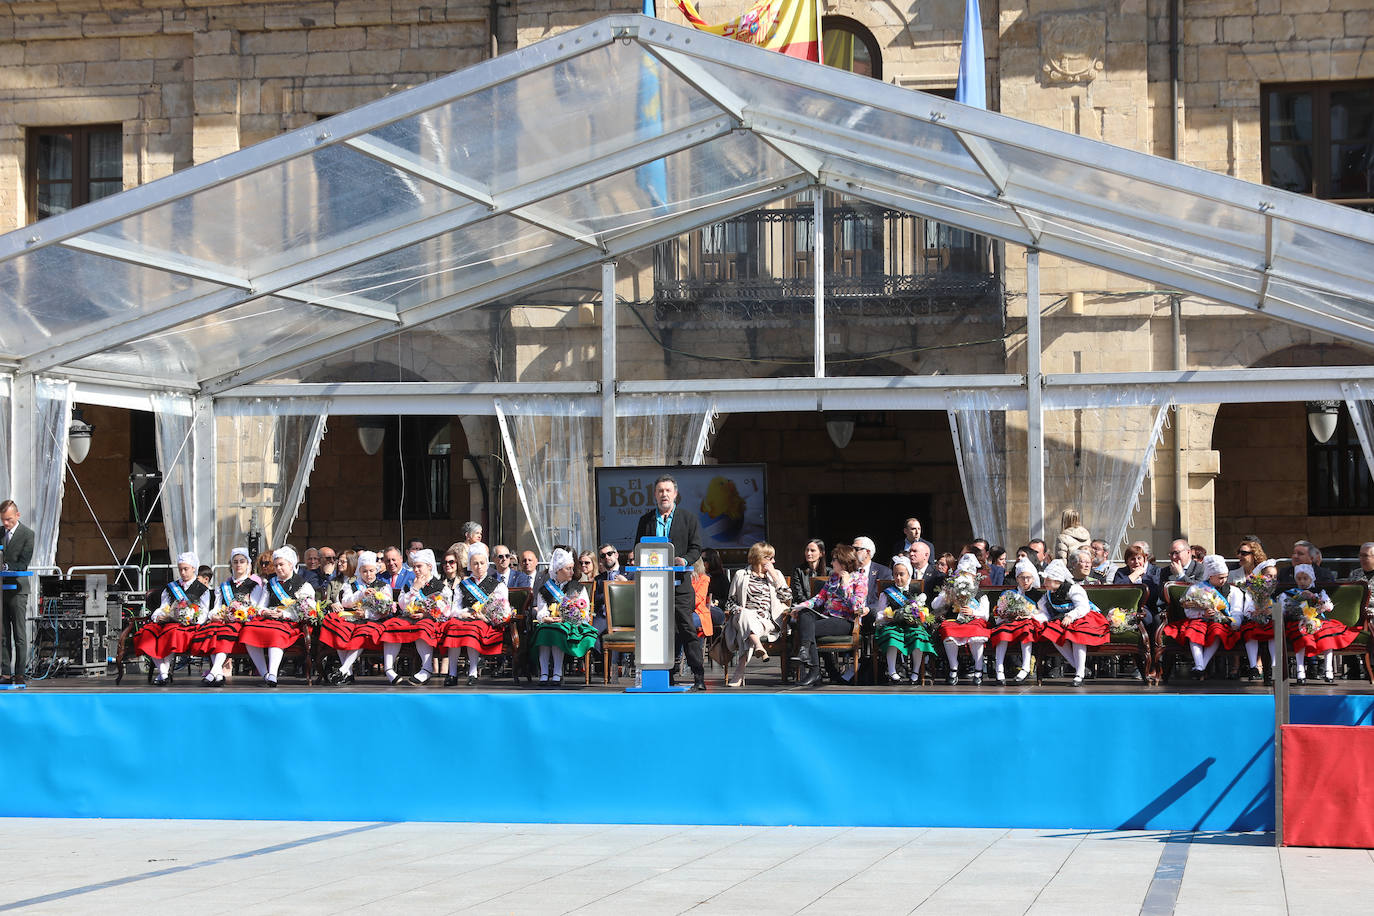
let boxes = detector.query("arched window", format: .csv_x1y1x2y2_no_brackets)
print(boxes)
822,16,881,81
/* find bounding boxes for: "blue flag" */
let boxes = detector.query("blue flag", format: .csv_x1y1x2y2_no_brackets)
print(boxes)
955,0,986,109
636,0,669,208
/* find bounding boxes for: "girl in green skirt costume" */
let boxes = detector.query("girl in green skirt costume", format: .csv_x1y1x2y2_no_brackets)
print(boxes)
533,548,598,687
874,556,937,685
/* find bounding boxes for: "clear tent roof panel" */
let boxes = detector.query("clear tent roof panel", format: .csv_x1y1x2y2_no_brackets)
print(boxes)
2,13,1373,387
0,244,219,358
296,215,577,312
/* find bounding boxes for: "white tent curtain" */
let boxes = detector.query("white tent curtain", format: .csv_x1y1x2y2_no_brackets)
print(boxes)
151,392,196,557
947,389,1010,550
495,397,597,560
0,375,10,502
615,394,716,466
1043,395,1171,559
215,400,328,554
32,377,72,568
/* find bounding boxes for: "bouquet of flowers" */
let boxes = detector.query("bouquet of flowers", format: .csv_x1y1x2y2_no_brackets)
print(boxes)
955,610,977,625
1283,590,1331,622
1297,602,1324,636
1182,584,1231,623
359,588,393,620
914,601,939,629
298,601,326,627
995,592,1037,624
405,593,449,619
481,596,513,627
156,601,197,625
561,592,592,626
941,575,979,610
221,599,254,623
1106,607,1140,634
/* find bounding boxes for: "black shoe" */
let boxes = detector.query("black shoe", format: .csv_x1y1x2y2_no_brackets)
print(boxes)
200,675,216,688
946,673,959,686
153,676,167,687
388,673,413,687
263,677,278,688
1324,675,1335,684
1072,676,1084,687
467,675,478,687
444,675,458,687
1263,669,1273,686
886,673,902,685
550,675,562,688
1191,669,1204,681
996,677,1007,686
1246,666,1260,681
972,673,983,687
340,674,354,686
537,677,550,689
688,677,706,692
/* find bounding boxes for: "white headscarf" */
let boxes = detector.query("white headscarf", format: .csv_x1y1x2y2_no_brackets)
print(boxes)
229,547,250,562
1202,554,1229,580
549,548,574,576
1042,559,1072,584
467,542,489,563
1293,563,1315,583
955,553,980,577
356,550,379,572
176,551,198,570
1013,558,1041,588
272,546,298,568
890,555,912,575
411,548,437,571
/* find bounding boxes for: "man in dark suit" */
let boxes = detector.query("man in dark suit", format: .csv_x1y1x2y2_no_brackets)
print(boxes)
1276,540,1337,587
633,475,705,690
889,517,935,564
907,541,946,601
510,549,537,590
852,536,893,613
1,500,34,686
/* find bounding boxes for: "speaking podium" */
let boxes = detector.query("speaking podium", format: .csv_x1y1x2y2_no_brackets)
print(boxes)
623,536,689,693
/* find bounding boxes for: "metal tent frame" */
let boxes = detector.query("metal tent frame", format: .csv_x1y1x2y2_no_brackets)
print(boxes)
3,13,1374,555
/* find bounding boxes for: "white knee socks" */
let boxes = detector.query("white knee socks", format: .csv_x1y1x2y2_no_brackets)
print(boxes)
414,641,434,682
994,642,1009,678
466,646,480,677
969,639,985,674
886,646,899,676
337,648,362,675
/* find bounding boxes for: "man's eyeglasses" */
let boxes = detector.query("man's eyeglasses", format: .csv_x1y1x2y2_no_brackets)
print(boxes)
600,551,617,559
493,553,511,560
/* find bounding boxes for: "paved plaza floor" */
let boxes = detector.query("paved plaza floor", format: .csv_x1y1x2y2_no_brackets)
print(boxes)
0,819,1366,915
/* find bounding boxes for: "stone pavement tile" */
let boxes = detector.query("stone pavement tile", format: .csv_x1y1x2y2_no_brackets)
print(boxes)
1174,843,1286,916
1281,845,1374,908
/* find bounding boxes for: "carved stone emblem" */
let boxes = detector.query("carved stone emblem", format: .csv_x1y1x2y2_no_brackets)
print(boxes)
1041,13,1105,83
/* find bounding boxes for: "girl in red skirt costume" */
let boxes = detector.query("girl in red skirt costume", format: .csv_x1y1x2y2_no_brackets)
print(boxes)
1037,558,1111,687
1162,555,1245,681
441,543,510,687
192,546,260,686
1238,559,1280,685
1280,563,1359,684
933,553,991,686
238,547,312,687
136,551,211,686
383,548,449,686
989,559,1047,685
321,550,390,685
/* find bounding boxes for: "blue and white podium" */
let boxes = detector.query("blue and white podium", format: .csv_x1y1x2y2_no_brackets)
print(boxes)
623,536,688,693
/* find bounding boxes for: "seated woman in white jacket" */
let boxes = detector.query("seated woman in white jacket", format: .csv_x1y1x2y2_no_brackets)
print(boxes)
321,550,391,685
932,553,991,686
1037,559,1111,687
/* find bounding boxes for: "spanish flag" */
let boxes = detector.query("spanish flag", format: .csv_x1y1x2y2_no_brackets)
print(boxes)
674,0,820,62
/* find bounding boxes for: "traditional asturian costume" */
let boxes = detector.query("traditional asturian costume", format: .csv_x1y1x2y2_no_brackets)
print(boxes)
988,559,1048,684
190,546,261,685
1280,563,1360,684
532,549,599,687
1160,554,1245,679
933,553,990,685
134,551,211,685
440,543,511,686
238,546,312,686
872,556,937,685
385,549,449,685
320,550,390,684
1037,559,1111,686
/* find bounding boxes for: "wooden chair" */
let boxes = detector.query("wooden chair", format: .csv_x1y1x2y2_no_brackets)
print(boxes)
1153,581,1246,682
1036,584,1152,685
602,581,637,684
1288,581,1372,683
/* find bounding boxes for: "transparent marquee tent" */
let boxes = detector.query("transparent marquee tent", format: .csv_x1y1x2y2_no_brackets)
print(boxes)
4,13,1374,568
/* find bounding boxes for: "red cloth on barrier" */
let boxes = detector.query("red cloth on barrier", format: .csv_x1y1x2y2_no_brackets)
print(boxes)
1282,724,1374,848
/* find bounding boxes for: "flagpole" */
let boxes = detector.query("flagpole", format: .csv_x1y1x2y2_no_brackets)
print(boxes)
814,0,824,64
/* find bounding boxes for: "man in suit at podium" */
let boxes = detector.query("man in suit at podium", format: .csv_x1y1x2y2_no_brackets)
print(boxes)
1,500,34,686
633,475,705,691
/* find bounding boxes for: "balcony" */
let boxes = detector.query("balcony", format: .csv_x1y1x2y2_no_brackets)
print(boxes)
648,199,1002,331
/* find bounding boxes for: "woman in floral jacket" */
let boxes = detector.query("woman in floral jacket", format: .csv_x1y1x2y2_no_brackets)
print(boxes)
789,543,867,688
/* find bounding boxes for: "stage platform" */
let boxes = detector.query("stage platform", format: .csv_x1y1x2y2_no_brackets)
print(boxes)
5,670,1370,834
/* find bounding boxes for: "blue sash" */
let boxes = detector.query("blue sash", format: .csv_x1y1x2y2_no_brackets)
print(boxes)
541,579,565,607
461,578,489,609
884,586,908,607
219,581,234,606
169,581,189,604
269,578,291,605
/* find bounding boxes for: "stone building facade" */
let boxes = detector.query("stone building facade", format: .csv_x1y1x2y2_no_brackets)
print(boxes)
3,0,1373,569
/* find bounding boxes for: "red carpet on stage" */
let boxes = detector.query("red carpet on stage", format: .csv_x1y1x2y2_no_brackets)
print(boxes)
1282,724,1374,848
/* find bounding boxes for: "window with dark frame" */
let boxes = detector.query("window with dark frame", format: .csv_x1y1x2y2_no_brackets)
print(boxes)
821,16,882,81
25,125,124,222
381,416,452,521
1308,403,1374,515
1262,81,1374,212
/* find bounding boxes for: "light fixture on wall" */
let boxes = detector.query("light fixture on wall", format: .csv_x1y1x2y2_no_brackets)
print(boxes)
357,417,387,455
1306,401,1340,444
68,408,94,464
825,413,855,449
